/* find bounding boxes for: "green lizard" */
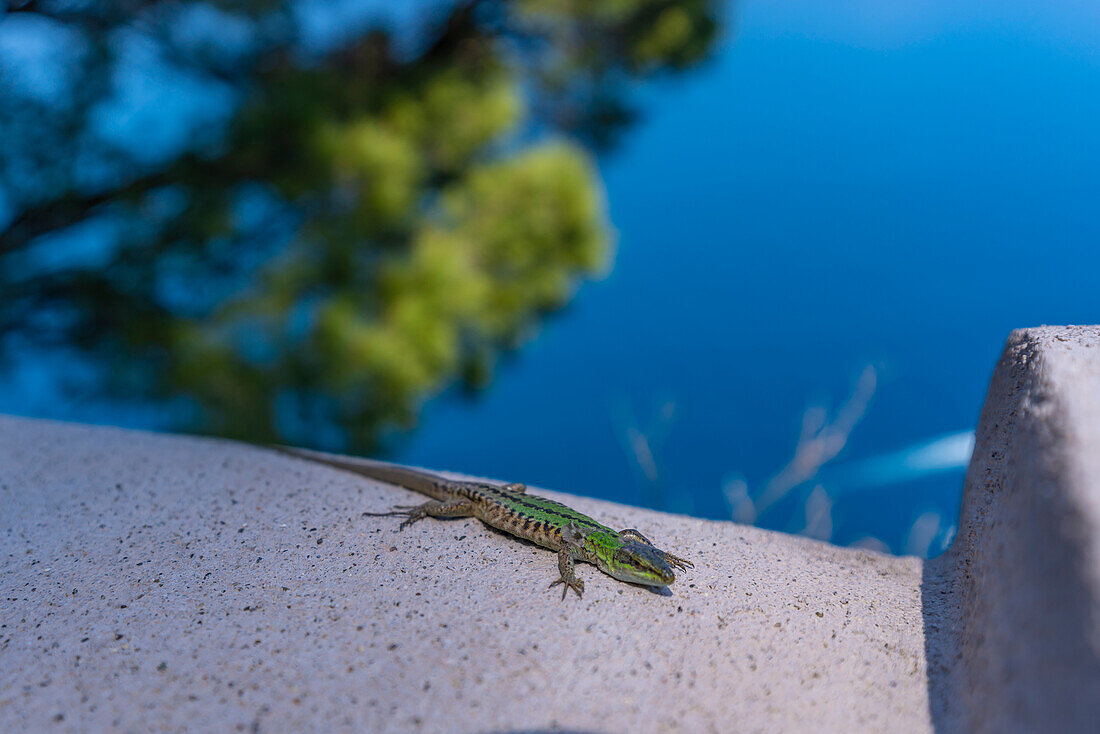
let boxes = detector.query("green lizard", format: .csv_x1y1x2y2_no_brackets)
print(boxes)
279,447,693,598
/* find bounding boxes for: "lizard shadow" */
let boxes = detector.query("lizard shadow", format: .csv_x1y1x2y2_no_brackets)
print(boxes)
645,585,673,597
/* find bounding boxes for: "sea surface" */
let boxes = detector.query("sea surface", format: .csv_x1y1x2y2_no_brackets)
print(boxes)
398,0,1100,554
5,0,1100,555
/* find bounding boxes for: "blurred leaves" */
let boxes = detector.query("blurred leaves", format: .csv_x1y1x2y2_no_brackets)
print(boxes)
0,0,721,450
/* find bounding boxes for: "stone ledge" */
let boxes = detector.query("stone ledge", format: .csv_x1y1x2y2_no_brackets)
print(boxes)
0,417,928,732
924,325,1100,733
2,325,1099,732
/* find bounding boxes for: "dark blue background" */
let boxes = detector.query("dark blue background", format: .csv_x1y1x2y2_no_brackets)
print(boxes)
399,1,1100,553
5,1,1099,554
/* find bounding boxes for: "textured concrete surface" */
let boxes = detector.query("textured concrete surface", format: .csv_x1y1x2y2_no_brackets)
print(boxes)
5,325,1100,733
0,415,930,733
925,325,1100,733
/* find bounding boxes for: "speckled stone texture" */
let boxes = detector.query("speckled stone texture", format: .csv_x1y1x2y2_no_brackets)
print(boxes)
925,325,1100,733
0,415,930,733
6,325,1100,733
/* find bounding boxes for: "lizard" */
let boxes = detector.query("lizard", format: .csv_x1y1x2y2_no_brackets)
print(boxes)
277,447,693,599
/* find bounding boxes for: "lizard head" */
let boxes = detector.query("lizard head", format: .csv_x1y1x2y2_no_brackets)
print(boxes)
598,538,676,587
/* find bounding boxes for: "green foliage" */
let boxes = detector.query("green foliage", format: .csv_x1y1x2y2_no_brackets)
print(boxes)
515,0,716,70
0,0,721,450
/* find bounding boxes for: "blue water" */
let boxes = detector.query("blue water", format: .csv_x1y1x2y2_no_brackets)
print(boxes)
397,1,1100,553
6,1,1100,554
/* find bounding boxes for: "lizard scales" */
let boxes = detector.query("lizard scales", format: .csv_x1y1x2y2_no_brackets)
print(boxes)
278,447,692,598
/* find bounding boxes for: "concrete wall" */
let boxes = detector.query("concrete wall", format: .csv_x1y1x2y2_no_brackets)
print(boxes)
924,325,1100,733
1,325,1099,732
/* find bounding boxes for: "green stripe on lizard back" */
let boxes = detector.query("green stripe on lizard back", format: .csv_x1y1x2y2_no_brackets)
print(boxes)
276,445,693,598
463,484,610,531
450,482,613,550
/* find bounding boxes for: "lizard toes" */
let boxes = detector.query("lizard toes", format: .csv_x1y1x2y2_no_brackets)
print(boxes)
550,577,583,600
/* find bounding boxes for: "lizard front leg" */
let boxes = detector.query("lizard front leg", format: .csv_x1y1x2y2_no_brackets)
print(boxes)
363,498,474,530
549,547,585,599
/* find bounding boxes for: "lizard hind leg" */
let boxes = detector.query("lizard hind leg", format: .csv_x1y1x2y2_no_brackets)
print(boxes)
362,498,474,530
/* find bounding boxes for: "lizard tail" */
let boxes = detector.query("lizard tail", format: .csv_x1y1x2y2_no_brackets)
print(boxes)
272,445,452,500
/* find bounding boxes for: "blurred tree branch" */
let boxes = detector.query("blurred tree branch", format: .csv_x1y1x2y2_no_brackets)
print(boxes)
0,0,723,450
